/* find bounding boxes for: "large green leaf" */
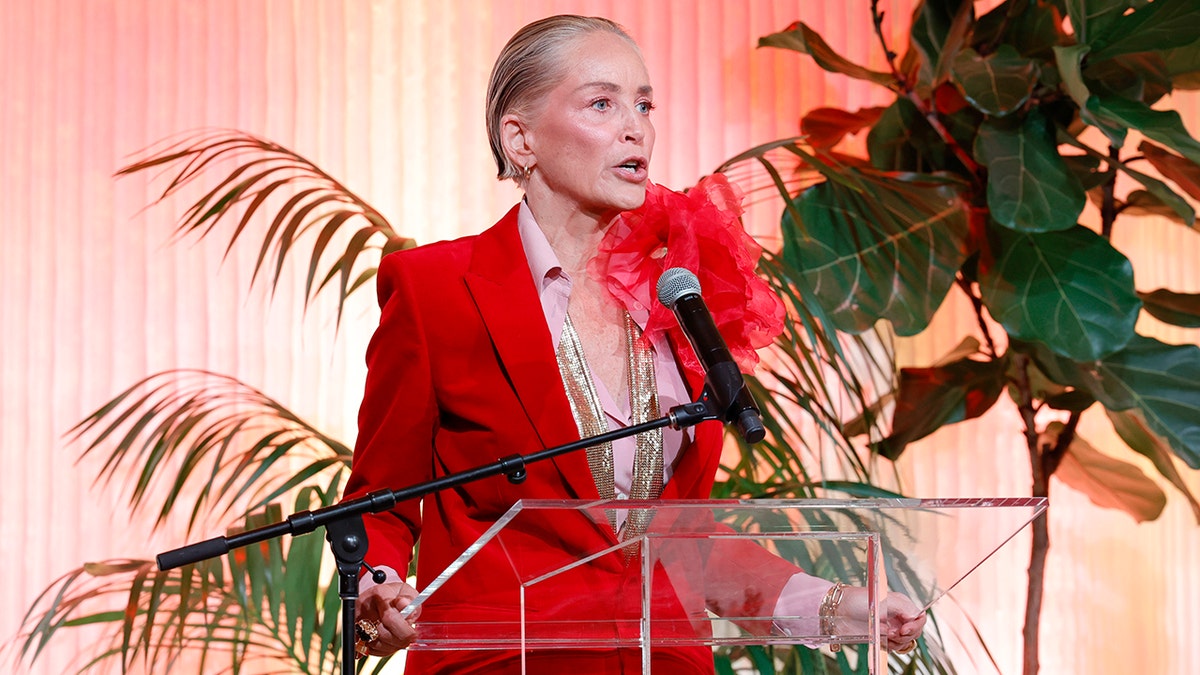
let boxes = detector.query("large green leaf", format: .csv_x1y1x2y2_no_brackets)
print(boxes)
1033,336,1200,468
976,0,1067,60
1107,408,1200,523
1138,288,1200,327
781,170,972,336
873,355,1009,459
757,22,894,87
1007,351,1103,414
1138,141,1200,201
1046,422,1167,522
1055,44,1131,144
1055,44,1093,108
980,225,1140,361
1062,154,1108,191
1114,188,1195,226
974,112,1086,232
1088,96,1200,166
1085,53,1172,105
951,45,1040,117
866,96,980,174
1060,130,1195,224
930,0,975,86
1099,336,1200,468
1087,0,1200,61
843,336,982,438
1115,161,1197,227
1161,37,1200,89
910,0,974,87
1063,0,1139,45
800,106,887,150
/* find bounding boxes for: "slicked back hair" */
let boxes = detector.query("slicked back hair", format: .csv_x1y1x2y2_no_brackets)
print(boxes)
485,15,640,184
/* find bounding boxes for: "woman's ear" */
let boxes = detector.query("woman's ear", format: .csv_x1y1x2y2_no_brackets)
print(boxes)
500,113,536,171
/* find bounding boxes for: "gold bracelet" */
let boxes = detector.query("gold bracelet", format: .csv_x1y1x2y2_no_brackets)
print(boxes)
819,582,845,652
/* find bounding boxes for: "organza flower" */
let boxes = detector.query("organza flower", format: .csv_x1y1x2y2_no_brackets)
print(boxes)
590,173,785,376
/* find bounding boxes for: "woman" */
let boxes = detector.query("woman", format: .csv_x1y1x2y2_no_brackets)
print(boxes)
343,15,925,674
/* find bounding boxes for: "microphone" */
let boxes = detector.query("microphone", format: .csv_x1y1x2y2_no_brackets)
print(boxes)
656,267,766,444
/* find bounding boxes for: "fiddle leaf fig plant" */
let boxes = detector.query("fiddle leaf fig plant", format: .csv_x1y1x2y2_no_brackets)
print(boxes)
719,1,1200,673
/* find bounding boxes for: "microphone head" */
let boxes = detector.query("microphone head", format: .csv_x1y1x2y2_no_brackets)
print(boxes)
656,267,702,309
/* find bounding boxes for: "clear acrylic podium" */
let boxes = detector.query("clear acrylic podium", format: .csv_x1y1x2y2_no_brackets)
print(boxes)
400,497,1046,673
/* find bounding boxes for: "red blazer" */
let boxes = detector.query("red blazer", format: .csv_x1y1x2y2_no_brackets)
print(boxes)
343,206,795,674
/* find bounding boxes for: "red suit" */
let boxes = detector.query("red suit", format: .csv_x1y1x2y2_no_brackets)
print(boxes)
344,205,796,674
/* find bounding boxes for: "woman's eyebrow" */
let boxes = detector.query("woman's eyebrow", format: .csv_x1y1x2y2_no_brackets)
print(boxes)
575,81,655,97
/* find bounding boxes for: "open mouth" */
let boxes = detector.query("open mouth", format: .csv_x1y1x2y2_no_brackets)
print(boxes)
616,158,647,174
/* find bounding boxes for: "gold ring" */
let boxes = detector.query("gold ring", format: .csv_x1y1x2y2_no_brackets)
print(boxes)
355,619,381,643
895,638,918,654
354,619,381,659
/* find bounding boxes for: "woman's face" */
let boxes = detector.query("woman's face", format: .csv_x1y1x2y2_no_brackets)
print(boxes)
525,31,656,220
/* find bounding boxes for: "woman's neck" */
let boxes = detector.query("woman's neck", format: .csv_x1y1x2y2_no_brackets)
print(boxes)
524,193,615,277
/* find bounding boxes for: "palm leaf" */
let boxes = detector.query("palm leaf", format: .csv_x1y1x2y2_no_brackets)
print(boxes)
719,251,897,492
68,369,351,534
13,489,354,674
713,142,978,675
117,128,415,324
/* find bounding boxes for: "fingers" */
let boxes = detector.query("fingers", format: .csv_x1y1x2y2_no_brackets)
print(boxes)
881,592,927,653
884,592,924,619
368,614,417,656
883,617,922,653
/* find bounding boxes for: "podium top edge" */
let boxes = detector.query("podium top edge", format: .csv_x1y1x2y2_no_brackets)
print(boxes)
509,497,1048,510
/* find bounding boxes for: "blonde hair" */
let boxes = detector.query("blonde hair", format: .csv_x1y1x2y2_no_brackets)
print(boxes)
486,15,640,183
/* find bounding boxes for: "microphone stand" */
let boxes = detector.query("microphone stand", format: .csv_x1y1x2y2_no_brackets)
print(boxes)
155,400,720,675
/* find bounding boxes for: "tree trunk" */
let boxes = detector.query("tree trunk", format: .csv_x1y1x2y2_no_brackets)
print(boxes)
1013,352,1051,675
1023,493,1049,675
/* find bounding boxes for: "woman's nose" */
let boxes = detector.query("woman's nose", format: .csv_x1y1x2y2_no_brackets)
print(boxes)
623,112,646,143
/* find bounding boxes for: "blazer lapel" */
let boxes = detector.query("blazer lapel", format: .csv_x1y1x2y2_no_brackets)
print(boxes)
463,207,600,500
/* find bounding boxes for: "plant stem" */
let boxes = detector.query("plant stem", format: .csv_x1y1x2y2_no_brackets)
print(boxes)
1010,352,1044,675
907,90,983,179
1013,342,1081,675
869,0,902,82
956,275,999,358
1023,494,1048,675
1101,144,1120,238
871,0,982,184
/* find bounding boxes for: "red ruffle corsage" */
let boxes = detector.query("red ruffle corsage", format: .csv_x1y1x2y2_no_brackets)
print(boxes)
589,173,785,376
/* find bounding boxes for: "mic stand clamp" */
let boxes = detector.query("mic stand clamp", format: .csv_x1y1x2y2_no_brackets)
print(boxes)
325,515,369,668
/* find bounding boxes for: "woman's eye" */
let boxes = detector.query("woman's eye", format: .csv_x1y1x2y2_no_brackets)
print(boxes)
637,101,656,114
592,99,611,111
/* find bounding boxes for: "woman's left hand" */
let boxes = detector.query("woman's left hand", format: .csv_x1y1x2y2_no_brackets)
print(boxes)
835,586,928,653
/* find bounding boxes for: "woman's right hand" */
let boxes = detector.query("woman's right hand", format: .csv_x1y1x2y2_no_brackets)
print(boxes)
356,580,421,657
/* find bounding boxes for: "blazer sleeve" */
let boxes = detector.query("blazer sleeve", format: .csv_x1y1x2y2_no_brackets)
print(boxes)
342,251,437,573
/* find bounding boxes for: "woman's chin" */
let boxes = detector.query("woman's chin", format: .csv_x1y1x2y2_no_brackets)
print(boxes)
612,185,649,212
575,185,649,220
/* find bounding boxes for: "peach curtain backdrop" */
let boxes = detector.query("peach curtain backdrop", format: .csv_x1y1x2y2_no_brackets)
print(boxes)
1,1,1197,673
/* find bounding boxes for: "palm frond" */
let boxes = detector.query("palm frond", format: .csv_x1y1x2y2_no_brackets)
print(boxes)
13,488,350,675
118,128,416,324
711,142,979,675
68,369,351,534
717,250,897,498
